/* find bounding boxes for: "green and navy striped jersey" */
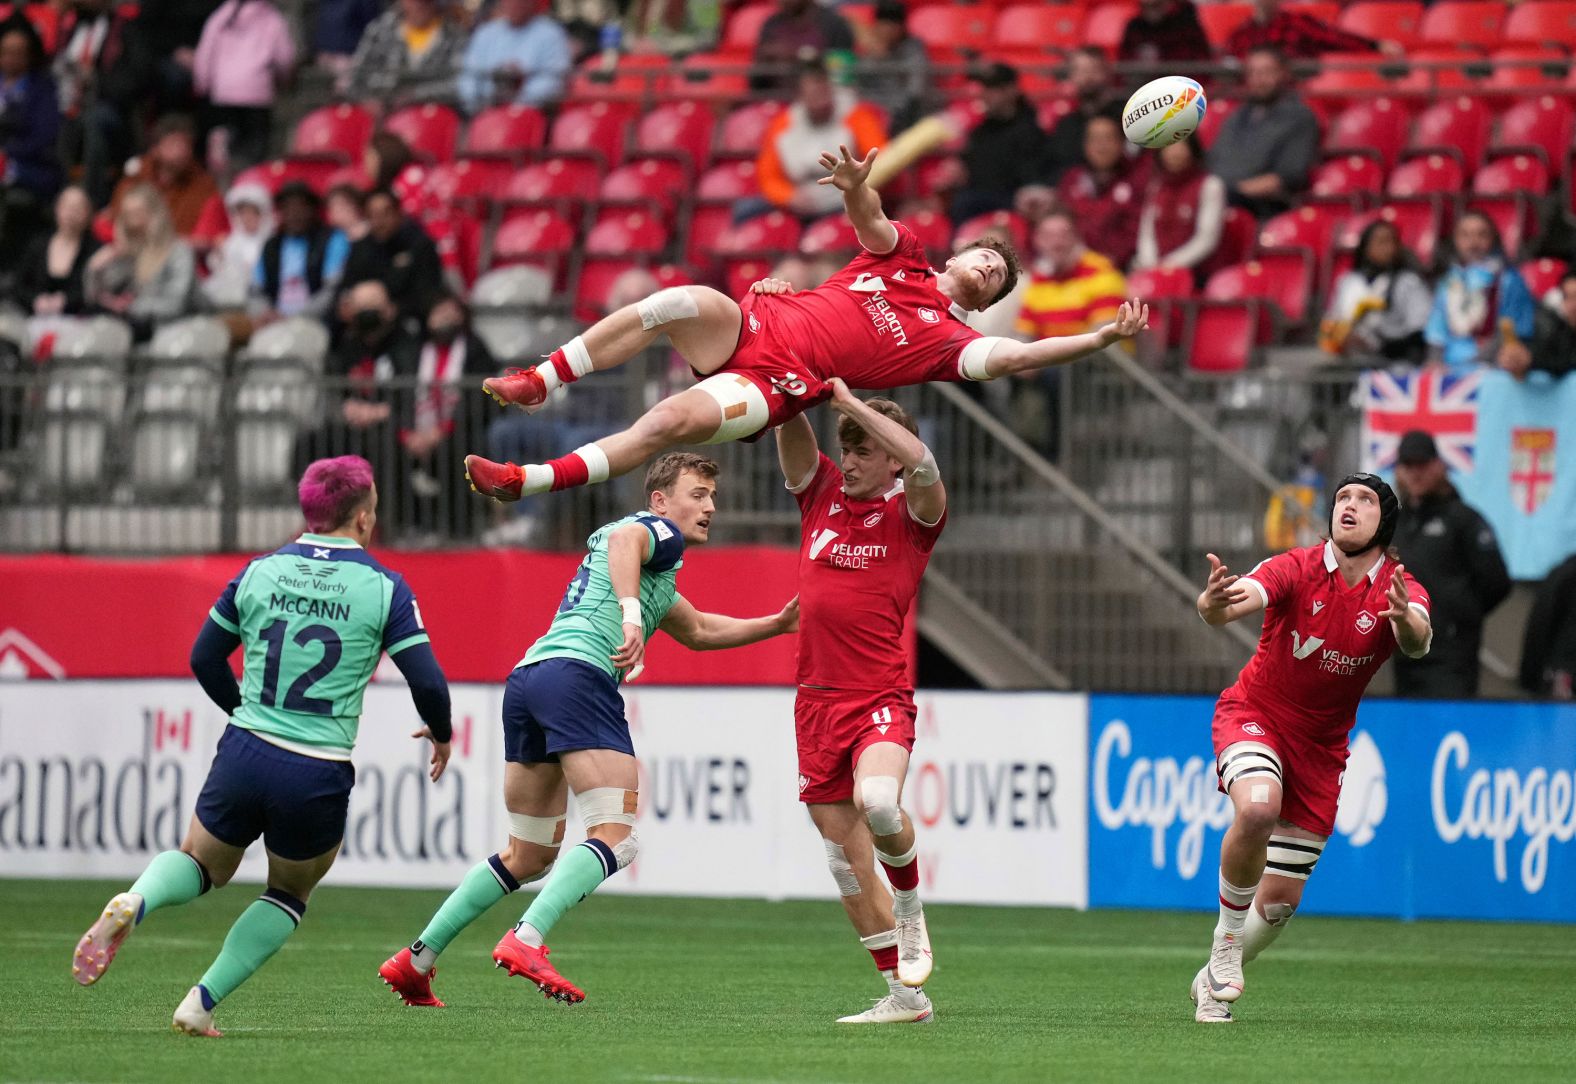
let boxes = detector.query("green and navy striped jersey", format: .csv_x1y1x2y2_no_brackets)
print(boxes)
521,512,686,681
208,533,429,759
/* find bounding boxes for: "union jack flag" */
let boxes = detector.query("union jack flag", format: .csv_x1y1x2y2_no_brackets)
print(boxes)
1361,369,1482,474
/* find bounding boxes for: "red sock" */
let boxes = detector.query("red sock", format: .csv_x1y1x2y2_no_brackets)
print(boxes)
546,452,589,491
869,945,898,973
548,348,576,384
880,855,920,892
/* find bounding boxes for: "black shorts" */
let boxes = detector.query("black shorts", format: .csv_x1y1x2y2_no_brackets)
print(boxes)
194,725,355,860
502,658,634,764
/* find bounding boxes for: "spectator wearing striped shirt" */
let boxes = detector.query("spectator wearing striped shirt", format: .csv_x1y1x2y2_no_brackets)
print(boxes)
1224,0,1403,60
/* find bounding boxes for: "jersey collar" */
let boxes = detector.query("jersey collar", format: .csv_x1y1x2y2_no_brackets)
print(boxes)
1322,539,1385,583
297,533,363,549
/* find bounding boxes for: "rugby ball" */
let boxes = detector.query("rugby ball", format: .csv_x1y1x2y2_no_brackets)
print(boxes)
1121,76,1208,149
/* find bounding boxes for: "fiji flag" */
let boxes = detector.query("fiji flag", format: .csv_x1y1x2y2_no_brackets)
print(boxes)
1361,369,1482,473
1455,370,1576,580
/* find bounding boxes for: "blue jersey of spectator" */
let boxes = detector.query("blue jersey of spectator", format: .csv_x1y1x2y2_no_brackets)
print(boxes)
1425,212,1536,370
457,0,571,113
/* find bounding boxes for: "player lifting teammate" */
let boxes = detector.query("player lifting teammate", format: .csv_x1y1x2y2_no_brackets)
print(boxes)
773,370,942,1025
1190,474,1432,1023
72,457,453,1036
462,144,1148,501
379,452,798,1006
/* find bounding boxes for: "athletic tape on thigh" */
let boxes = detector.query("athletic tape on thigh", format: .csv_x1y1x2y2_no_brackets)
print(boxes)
858,776,904,837
1217,741,1283,791
823,840,861,897
507,812,565,847
694,373,770,444
577,786,638,828
636,287,699,330
1264,834,1325,881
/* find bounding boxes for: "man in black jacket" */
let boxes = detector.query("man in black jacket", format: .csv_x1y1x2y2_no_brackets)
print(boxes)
1392,430,1512,698
337,188,443,325
947,62,1052,224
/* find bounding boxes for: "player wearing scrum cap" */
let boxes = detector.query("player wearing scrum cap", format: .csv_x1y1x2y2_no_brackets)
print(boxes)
1190,474,1432,1022
379,452,798,1007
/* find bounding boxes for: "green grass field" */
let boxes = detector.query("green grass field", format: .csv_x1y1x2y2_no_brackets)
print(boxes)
5,879,1573,1084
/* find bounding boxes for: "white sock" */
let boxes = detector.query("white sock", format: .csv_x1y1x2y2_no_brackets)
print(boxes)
535,337,595,397
512,921,544,948
520,464,554,495
892,888,920,918
1215,874,1258,939
571,443,610,484
883,970,923,1001
409,941,438,974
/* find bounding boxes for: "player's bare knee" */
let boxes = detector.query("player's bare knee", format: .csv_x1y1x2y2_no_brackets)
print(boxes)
1219,741,1282,837
1233,802,1280,841
635,396,704,445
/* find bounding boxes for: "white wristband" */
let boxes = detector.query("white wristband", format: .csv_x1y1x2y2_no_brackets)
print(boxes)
619,597,642,627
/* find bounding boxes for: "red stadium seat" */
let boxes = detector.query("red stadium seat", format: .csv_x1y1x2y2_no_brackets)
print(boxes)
634,100,716,172
905,210,954,259
291,104,374,162
1257,206,1336,265
1203,264,1279,338
1126,266,1194,346
1083,2,1139,55
908,5,992,53
954,210,1029,254
687,204,734,267
1396,48,1481,96
719,211,802,256
1408,96,1491,172
696,160,757,201
1419,2,1506,48
1486,47,1568,92
1493,96,1576,168
799,215,861,257
992,3,1085,57
675,52,751,100
1284,1,1340,23
723,257,775,300
574,257,638,322
600,157,689,217
1303,53,1389,104
463,104,548,161
1325,98,1411,170
548,102,636,167
1197,96,1236,150
1519,257,1570,299
1338,2,1424,49
424,158,513,209
1470,156,1551,259
715,101,783,160
722,3,774,54
585,209,669,257
1197,3,1254,47
384,104,461,163
502,158,603,226
1185,302,1261,373
490,211,575,277
1502,1,1576,46
1250,252,1315,325
1211,207,1258,274
1386,154,1466,216
1310,155,1386,210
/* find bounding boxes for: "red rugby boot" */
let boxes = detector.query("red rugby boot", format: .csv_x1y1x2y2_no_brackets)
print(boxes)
482,367,549,412
379,948,445,1007
492,933,585,1004
464,455,524,502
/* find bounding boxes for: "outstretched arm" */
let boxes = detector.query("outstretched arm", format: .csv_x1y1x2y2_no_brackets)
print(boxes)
659,594,799,651
1197,552,1266,626
826,378,946,525
776,413,821,491
819,144,898,255
1380,565,1432,659
982,299,1149,379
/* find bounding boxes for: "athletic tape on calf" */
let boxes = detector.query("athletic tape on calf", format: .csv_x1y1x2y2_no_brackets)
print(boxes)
823,840,861,897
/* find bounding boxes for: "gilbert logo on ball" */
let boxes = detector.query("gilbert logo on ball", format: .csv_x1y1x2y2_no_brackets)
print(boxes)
1122,76,1208,149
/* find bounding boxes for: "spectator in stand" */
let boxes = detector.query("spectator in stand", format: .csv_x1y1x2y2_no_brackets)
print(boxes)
457,0,571,112
1133,135,1224,277
1119,0,1213,66
136,0,229,109
1319,219,1431,363
400,291,495,538
15,186,100,317
365,130,424,196
326,181,370,245
750,0,854,95
942,62,1050,224
1224,0,1402,59
193,0,297,172
855,0,934,135
0,22,62,257
315,0,382,79
1206,46,1319,220
751,56,886,222
1520,552,1576,700
1392,429,1511,699
1500,273,1576,381
202,180,274,310
84,183,197,338
1045,47,1123,185
338,187,444,323
253,181,351,323
1425,211,1536,371
55,0,148,207
1057,115,1143,269
344,0,467,102
108,115,222,240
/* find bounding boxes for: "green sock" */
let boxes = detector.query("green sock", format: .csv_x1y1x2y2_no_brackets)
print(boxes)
516,840,618,944
197,889,305,1007
128,850,208,923
414,855,523,961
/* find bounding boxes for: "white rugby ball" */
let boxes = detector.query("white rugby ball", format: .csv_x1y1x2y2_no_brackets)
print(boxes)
1121,76,1208,149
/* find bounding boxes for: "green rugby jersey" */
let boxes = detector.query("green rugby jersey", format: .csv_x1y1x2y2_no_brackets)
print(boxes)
208,533,430,759
521,512,686,681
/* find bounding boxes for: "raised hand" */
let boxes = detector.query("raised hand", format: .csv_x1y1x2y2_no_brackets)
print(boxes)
1102,298,1151,342
1380,565,1411,622
749,277,797,295
1202,552,1249,613
816,144,879,191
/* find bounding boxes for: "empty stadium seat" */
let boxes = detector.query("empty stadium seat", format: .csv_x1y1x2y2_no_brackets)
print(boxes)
992,3,1084,57
463,104,548,161
1257,206,1336,269
1519,257,1570,299
674,52,751,100
800,215,861,257
574,258,640,322
722,258,774,299
1304,53,1389,102
502,158,603,225
235,362,321,425
548,102,636,167
425,158,513,209
634,100,716,172
147,316,230,363
1185,302,1261,373
1493,96,1575,167
569,57,671,103
1486,47,1568,92
1386,154,1466,220
599,157,690,217
1284,1,1339,22
235,418,299,492
44,363,125,421
1212,208,1258,274
129,415,204,493
697,160,757,201
47,316,132,363
240,318,329,370
384,103,461,162
715,101,783,160
953,210,1029,253
1198,2,1254,47
291,104,374,162
1502,0,1576,46
1325,98,1410,170
1419,1,1507,48
1338,2,1424,49
142,364,221,416
1310,155,1385,210
686,203,735,267
490,211,576,274
1083,2,1138,54
38,417,108,488
905,210,954,258
472,264,554,309
1408,96,1491,172
909,5,992,53
722,3,774,54
717,211,801,256
1125,266,1194,347
584,210,669,257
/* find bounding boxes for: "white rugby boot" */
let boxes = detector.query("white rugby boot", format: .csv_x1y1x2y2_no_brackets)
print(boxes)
1205,933,1245,1002
837,989,936,1025
72,891,141,985
1190,967,1234,1024
895,907,933,988
172,986,222,1037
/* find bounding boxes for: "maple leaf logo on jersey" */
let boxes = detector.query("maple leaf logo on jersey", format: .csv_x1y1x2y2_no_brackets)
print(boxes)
864,511,884,527
848,273,886,293
748,312,760,333
1243,721,1266,736
1355,610,1377,634
808,528,839,560
918,307,940,324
